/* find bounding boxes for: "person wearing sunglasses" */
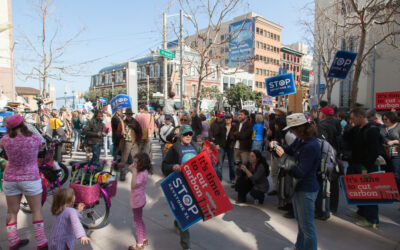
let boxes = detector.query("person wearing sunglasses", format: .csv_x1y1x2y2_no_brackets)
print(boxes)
162,125,201,250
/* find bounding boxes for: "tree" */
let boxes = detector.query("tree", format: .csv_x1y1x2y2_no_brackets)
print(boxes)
138,86,156,103
224,82,253,108
312,0,400,108
252,91,263,108
171,0,248,112
201,86,223,101
84,87,126,103
17,0,85,97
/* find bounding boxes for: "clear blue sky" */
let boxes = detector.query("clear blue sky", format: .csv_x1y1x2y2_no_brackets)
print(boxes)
12,0,312,98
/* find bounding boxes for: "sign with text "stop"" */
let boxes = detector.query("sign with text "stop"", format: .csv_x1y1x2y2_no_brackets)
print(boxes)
265,73,296,98
327,50,358,79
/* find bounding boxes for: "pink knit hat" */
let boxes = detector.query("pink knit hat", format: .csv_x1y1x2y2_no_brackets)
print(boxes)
6,114,24,129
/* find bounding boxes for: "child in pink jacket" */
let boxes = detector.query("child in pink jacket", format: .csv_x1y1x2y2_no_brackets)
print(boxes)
128,152,152,250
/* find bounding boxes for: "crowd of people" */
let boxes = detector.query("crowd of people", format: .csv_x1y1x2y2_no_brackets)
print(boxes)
1,90,399,250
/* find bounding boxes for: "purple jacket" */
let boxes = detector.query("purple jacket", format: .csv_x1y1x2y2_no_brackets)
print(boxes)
49,207,86,250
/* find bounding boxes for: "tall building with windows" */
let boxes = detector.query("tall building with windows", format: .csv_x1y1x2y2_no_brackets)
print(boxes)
314,0,400,109
186,12,283,94
0,0,14,100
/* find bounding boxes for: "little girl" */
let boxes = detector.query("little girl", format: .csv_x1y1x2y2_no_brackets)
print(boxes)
49,188,90,250
128,152,152,250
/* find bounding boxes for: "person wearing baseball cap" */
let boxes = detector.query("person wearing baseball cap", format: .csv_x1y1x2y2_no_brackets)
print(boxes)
162,124,201,250
1,114,49,249
270,113,320,250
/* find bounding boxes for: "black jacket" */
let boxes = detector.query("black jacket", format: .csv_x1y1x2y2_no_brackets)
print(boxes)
191,115,202,137
111,115,121,144
317,118,340,150
233,120,253,151
161,141,201,177
209,120,226,147
344,122,384,170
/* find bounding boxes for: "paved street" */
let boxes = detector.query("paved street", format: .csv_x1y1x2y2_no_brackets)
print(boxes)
1,139,400,250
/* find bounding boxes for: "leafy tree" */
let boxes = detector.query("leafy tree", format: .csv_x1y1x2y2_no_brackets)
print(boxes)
224,83,253,108
252,91,263,108
84,87,127,103
138,86,156,102
201,86,223,101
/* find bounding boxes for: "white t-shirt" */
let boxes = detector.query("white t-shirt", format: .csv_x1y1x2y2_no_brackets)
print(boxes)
234,122,244,149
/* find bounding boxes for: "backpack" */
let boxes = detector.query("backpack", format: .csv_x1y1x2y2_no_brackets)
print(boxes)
317,138,338,181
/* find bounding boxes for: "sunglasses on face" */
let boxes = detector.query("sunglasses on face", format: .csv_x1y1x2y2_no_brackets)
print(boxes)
180,119,188,122
182,132,193,137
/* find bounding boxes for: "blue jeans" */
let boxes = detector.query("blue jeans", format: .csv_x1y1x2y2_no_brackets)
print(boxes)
214,147,225,181
73,129,81,151
251,140,263,151
89,144,102,172
292,191,318,250
347,162,379,224
390,156,400,190
103,135,112,157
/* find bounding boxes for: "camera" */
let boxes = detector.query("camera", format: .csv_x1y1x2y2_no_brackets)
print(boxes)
234,160,242,166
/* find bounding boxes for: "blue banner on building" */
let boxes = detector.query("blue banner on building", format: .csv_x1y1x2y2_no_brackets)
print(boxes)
99,97,108,106
0,111,14,133
327,50,358,79
110,94,132,114
161,172,202,231
228,19,254,66
265,73,296,98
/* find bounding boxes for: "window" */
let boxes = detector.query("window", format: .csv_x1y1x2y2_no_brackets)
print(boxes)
230,77,235,85
225,47,229,52
192,84,196,97
263,43,266,50
267,31,270,38
248,80,253,87
277,35,280,41
263,69,266,76
283,53,286,60
150,65,154,77
256,27,259,34
220,47,225,53
141,66,146,78
155,64,160,77
220,34,225,41
243,79,247,85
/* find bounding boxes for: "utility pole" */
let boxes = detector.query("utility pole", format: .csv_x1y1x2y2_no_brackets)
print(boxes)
371,42,376,109
163,13,168,105
179,9,184,105
146,62,150,107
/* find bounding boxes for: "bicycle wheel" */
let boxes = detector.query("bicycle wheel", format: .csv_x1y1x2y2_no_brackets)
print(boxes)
80,190,110,229
57,162,69,185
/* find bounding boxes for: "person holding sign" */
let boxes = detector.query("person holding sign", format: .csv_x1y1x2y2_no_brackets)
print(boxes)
270,113,320,250
162,125,201,250
344,108,385,228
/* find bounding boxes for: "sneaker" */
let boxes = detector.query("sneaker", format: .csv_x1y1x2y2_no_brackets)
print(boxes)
10,239,29,249
283,211,295,219
347,212,364,220
355,219,377,228
315,214,330,221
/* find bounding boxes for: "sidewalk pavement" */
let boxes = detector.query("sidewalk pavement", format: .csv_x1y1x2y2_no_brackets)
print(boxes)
1,139,400,249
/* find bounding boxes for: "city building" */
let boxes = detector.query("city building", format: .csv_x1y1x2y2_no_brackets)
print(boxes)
16,86,40,109
314,0,400,109
220,68,254,92
186,12,283,94
0,0,14,101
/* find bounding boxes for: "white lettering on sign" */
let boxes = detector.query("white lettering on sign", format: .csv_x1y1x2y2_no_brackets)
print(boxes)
333,57,352,67
269,79,291,89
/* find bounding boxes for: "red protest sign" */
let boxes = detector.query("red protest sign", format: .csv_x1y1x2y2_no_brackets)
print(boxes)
341,172,400,204
376,91,400,110
180,151,233,220
203,140,219,166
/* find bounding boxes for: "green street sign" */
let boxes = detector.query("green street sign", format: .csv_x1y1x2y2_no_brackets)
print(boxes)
159,49,174,59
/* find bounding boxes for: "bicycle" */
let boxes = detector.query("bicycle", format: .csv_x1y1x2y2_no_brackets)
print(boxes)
20,136,70,213
69,161,115,229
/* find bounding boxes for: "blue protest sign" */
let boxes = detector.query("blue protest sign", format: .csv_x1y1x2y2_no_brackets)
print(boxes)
265,73,296,98
99,97,108,106
328,50,358,79
0,111,13,133
161,172,202,231
110,94,132,114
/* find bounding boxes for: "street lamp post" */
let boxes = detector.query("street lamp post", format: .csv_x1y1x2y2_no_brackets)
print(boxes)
146,62,150,107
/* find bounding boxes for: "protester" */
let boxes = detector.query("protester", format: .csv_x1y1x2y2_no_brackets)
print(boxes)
102,112,112,157
159,115,175,157
163,92,176,116
317,107,340,149
136,104,155,155
274,107,287,119
95,96,103,111
47,110,66,163
233,109,253,165
252,114,264,151
344,108,383,228
0,114,48,249
117,108,142,181
49,188,89,249
223,113,236,184
200,113,209,140
83,110,105,172
128,152,152,250
236,150,269,204
162,125,201,250
189,108,202,137
381,111,400,189
271,113,320,250
196,134,205,148
111,109,123,159
72,111,83,152
209,112,226,180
